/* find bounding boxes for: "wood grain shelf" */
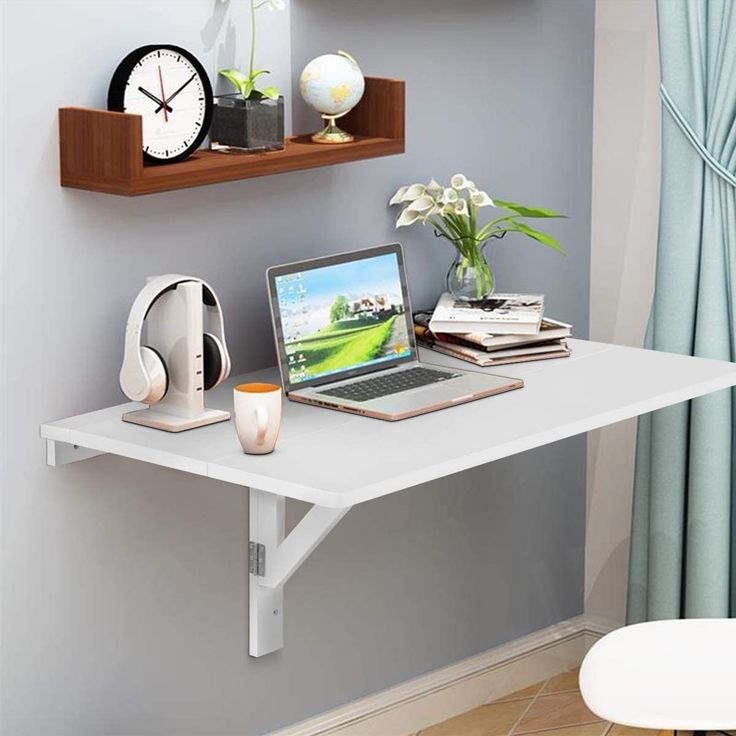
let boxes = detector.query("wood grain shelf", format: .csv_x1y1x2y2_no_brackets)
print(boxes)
59,77,405,196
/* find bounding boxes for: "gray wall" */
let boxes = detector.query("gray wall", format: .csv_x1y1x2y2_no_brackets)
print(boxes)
0,1,594,734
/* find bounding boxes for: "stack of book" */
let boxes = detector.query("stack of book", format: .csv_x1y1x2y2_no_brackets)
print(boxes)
414,293,572,367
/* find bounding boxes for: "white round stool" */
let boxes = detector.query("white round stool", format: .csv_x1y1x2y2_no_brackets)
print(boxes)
580,619,736,733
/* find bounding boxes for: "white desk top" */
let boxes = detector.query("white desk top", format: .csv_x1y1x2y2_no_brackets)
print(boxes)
41,340,736,508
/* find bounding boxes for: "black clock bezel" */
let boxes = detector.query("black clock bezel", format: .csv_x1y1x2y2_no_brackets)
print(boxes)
107,44,213,166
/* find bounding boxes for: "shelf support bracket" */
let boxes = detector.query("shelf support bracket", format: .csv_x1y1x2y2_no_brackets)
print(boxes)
249,487,350,657
46,439,105,467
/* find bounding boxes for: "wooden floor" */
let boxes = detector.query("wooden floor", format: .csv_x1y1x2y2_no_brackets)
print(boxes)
417,669,662,736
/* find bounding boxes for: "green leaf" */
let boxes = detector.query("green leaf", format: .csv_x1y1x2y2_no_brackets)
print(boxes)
243,80,255,98
250,69,271,80
494,199,566,218
220,68,249,88
260,86,280,100
219,69,253,98
511,221,567,255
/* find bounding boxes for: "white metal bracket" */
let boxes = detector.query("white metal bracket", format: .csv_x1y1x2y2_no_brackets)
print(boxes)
249,488,350,657
46,439,106,467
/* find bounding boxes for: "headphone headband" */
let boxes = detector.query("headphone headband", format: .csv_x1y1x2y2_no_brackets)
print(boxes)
128,273,216,324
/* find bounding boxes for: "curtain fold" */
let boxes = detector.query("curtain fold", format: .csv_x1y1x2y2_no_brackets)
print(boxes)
627,0,736,623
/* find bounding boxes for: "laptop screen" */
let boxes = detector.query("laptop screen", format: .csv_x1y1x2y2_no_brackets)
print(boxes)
268,244,416,390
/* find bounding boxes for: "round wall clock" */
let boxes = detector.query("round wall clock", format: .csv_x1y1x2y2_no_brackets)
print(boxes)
107,45,213,165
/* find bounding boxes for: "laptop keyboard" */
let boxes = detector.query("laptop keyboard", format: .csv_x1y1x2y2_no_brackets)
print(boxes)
317,367,460,403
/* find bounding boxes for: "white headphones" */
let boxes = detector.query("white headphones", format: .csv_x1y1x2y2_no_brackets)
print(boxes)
119,274,231,404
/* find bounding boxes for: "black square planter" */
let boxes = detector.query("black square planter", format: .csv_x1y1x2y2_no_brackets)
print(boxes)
210,94,285,153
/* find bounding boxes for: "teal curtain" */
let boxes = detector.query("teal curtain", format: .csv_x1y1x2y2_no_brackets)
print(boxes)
627,0,736,623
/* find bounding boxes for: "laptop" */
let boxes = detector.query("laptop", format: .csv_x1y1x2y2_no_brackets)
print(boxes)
266,244,523,421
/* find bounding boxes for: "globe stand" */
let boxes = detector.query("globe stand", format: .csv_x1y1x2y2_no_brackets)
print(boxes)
312,111,354,144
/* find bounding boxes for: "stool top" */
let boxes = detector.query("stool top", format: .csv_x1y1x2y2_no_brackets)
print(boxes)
580,619,736,730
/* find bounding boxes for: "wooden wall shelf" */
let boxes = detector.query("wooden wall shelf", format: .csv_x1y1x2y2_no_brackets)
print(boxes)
59,77,405,196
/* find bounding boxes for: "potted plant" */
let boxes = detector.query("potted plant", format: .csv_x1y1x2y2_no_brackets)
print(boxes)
389,174,566,301
210,0,285,153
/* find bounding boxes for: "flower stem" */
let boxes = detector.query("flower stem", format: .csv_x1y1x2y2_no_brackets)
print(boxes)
249,0,256,82
443,231,494,299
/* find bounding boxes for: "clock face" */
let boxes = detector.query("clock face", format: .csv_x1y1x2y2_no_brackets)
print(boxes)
108,45,213,164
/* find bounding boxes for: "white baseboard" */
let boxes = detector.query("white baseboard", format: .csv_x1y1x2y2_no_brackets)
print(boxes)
268,615,620,736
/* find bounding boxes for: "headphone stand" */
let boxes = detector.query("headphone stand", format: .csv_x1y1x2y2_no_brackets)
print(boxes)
122,281,231,432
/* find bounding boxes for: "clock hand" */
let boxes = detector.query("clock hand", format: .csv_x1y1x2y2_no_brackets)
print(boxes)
157,65,169,123
137,86,173,113
155,73,196,113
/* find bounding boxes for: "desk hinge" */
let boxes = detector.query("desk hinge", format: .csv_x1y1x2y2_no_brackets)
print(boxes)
249,542,266,577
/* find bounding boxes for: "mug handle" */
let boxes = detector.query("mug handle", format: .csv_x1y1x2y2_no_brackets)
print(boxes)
255,405,268,446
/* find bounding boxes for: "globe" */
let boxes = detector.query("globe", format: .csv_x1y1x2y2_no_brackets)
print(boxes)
299,51,365,144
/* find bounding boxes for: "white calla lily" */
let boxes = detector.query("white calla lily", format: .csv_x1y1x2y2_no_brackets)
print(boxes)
426,178,443,198
396,208,426,227
406,195,435,213
441,203,457,216
389,186,409,206
451,173,469,190
466,180,476,190
454,199,469,216
470,190,494,208
400,183,427,202
443,188,459,203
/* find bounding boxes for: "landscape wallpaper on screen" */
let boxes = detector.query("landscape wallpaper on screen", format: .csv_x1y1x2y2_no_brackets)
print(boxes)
275,253,412,385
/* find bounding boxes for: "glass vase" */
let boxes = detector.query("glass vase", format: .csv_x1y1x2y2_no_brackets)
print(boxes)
446,240,494,301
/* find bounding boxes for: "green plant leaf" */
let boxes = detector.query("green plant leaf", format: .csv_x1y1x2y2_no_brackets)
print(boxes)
250,69,271,79
220,68,249,88
220,69,253,98
494,199,566,218
244,80,255,98
260,86,280,100
511,221,567,255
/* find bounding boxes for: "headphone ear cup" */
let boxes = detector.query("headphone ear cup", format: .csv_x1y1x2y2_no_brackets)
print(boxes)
140,346,168,403
202,332,225,390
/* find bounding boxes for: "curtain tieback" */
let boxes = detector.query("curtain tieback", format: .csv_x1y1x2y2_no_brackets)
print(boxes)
660,83,736,189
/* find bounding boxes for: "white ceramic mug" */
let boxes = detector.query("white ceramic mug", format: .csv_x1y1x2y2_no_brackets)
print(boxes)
233,383,282,455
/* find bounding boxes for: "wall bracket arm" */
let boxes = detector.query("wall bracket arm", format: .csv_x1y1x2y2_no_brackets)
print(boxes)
249,487,350,657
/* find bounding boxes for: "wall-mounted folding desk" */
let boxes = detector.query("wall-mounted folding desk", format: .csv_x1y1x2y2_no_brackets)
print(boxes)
40,339,736,656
